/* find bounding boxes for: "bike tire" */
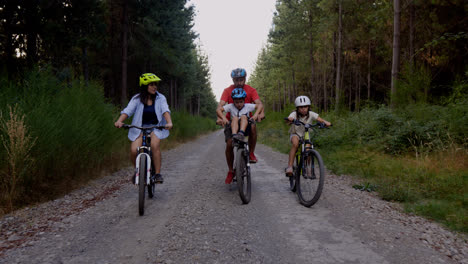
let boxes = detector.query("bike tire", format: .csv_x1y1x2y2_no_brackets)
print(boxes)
148,167,155,198
297,149,325,207
148,182,155,198
290,154,299,192
138,156,147,216
236,148,251,204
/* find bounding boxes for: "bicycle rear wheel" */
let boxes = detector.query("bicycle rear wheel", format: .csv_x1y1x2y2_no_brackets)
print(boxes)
297,149,325,207
138,156,147,215
236,148,251,204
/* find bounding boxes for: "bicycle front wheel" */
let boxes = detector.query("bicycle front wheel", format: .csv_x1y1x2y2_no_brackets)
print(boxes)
148,166,155,199
297,149,325,207
290,154,299,192
138,156,147,216
236,148,251,204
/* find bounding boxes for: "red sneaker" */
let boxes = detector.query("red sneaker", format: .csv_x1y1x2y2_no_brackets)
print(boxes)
249,152,258,163
225,171,234,184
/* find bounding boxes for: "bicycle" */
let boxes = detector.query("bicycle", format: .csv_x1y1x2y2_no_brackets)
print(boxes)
285,118,328,207
122,124,165,216
232,131,252,204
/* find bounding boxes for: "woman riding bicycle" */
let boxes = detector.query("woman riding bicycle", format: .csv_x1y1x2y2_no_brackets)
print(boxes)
285,96,331,176
114,73,173,184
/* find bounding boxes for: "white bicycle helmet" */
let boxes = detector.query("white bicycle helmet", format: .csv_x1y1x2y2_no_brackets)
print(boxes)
294,96,311,107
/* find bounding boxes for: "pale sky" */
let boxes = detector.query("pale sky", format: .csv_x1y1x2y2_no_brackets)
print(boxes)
188,0,277,100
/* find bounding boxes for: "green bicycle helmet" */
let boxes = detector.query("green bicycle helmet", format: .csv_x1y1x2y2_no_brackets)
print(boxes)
139,73,161,87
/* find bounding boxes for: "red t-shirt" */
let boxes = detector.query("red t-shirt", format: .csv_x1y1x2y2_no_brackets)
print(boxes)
220,84,260,120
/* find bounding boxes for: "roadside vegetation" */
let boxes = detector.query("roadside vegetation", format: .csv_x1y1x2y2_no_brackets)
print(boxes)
0,70,217,215
257,98,467,233
251,1,467,234
0,1,218,214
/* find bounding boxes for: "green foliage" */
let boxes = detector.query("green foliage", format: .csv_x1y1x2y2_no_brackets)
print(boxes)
0,69,217,213
257,108,293,154
0,69,126,209
166,111,217,144
258,101,467,232
352,182,377,192
325,147,467,232
318,103,468,155
393,63,432,106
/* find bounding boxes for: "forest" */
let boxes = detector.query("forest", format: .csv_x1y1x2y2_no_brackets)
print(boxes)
250,0,467,110
0,0,217,213
251,0,467,232
0,0,217,115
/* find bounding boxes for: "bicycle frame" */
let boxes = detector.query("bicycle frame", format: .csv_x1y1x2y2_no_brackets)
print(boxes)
295,123,318,171
123,124,164,185
233,137,250,175
135,140,152,186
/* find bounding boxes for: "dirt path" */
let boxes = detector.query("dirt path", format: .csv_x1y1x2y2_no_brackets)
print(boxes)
0,130,466,263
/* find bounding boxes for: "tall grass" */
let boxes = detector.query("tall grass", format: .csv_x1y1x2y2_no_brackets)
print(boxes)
257,103,468,233
0,105,37,211
0,71,127,213
164,111,217,147
0,69,218,214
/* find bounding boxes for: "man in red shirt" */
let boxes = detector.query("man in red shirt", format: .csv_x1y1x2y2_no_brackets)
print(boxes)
216,68,265,184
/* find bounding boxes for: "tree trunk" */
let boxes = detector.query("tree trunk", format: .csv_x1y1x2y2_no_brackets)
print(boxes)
292,66,297,99
391,0,401,107
171,79,175,108
335,0,342,111
120,0,129,106
357,69,361,112
367,42,371,100
409,0,415,67
82,47,89,86
175,80,178,110
284,81,287,105
323,67,327,112
4,2,16,79
278,80,282,110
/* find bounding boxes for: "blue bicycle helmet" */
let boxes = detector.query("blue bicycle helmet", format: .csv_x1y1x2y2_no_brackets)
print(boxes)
230,68,247,78
231,88,247,99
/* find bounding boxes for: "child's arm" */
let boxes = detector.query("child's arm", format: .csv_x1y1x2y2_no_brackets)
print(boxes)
285,111,296,124
216,105,230,126
317,116,332,127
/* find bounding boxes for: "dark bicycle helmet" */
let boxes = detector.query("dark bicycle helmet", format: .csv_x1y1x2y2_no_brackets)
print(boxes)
230,68,247,78
231,87,247,99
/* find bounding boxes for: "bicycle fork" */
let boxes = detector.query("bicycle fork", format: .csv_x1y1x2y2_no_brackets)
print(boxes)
135,152,151,185
233,145,250,180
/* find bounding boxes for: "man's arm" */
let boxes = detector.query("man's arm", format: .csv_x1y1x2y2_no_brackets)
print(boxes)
252,98,265,122
251,102,263,121
216,100,228,125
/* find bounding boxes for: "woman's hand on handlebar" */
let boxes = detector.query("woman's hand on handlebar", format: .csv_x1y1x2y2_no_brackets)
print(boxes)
165,122,173,130
114,121,124,128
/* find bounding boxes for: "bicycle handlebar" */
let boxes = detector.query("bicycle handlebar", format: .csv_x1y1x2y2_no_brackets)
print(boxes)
122,124,166,130
284,118,330,129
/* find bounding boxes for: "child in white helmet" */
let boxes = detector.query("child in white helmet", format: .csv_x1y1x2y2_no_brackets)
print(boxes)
284,95,331,176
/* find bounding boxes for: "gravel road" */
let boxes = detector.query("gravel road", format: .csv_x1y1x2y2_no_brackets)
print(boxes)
0,130,466,264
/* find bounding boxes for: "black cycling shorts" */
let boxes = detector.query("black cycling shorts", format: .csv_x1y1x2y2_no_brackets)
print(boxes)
224,120,252,142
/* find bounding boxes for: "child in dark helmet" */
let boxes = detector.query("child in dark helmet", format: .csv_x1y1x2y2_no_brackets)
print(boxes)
216,87,263,183
284,95,331,176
